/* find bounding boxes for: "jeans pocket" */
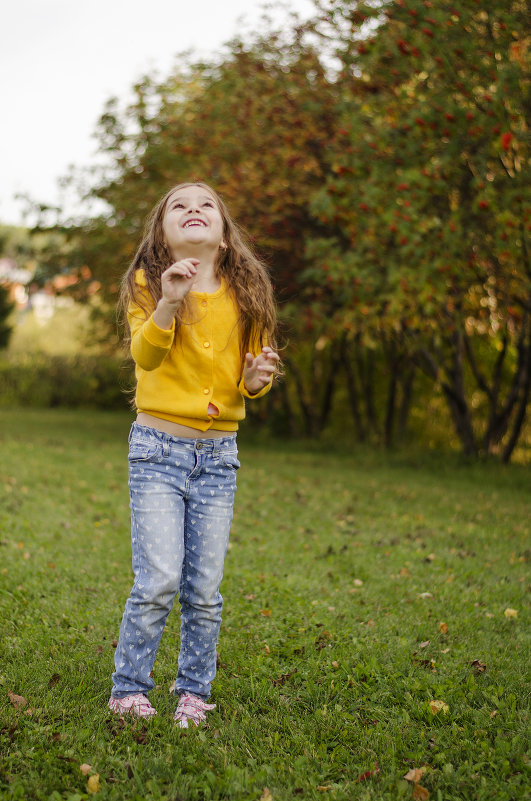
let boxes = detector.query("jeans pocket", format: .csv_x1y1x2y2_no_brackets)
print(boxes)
220,451,240,471
128,441,163,462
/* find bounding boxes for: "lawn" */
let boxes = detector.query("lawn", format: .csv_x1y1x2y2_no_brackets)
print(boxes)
0,408,529,801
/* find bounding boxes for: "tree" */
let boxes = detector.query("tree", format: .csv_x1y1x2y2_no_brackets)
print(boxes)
307,0,530,459
0,284,14,349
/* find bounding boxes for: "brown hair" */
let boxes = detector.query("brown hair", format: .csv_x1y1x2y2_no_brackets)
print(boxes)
119,182,278,359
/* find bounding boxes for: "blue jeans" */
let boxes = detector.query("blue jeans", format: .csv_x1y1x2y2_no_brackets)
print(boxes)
111,423,239,700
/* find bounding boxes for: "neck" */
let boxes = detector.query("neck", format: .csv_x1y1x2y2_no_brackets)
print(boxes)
172,248,220,293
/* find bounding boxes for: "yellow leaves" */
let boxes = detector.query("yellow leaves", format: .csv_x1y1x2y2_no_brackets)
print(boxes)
260,789,273,801
260,609,272,617
404,767,429,799
429,700,449,715
404,767,427,783
81,763,100,794
438,622,448,634
412,784,430,800
87,774,101,794
504,608,518,618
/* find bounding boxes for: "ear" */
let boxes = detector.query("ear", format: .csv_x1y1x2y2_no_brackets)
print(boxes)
220,241,228,249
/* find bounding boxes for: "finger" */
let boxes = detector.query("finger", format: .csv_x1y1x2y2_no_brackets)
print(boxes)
165,263,197,279
245,353,254,368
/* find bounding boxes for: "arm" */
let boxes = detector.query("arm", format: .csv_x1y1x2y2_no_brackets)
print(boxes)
129,260,199,371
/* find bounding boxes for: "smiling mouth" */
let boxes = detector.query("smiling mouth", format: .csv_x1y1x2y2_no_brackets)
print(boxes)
183,219,206,228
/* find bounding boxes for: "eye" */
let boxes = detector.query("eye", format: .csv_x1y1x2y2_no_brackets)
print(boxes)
203,201,214,208
172,202,184,209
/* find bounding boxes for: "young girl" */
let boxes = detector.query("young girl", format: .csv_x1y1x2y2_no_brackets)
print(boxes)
109,182,279,727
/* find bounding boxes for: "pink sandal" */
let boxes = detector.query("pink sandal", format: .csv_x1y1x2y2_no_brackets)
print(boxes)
108,693,157,718
174,694,216,728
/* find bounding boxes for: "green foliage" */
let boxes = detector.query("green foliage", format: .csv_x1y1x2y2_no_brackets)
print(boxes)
0,285,15,349
306,0,530,459
0,408,529,800
27,0,530,460
0,354,133,409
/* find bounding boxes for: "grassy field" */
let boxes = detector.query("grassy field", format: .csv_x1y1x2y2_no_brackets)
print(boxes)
0,408,529,801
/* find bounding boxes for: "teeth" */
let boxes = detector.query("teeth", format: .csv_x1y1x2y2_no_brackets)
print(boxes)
184,220,205,228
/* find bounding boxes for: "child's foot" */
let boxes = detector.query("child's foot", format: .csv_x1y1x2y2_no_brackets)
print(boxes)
108,693,157,718
174,694,216,728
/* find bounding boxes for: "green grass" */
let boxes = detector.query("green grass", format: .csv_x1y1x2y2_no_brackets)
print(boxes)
0,408,529,801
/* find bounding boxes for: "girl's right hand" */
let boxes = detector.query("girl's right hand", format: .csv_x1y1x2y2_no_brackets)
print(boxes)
161,259,200,306
153,260,199,329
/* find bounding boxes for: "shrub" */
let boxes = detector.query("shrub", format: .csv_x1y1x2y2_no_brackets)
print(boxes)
0,353,134,409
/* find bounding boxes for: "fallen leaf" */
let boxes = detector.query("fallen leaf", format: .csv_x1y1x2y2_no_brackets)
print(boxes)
260,609,272,617
429,700,449,715
413,784,430,800
438,622,448,634
317,786,332,792
168,681,176,694
80,764,92,776
413,658,436,671
404,767,427,783
260,789,273,801
490,710,498,718
356,764,379,782
271,669,297,687
353,579,364,587
471,660,487,674
48,673,61,689
262,644,271,655
87,774,100,794
419,640,430,649
504,608,518,618
8,692,27,710
244,594,256,601
132,725,148,744
418,592,433,600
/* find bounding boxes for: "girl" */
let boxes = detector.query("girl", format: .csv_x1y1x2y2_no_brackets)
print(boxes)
109,182,279,727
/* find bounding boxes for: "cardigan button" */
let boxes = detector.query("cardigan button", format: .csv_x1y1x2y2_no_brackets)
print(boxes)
203,341,210,348
203,388,210,395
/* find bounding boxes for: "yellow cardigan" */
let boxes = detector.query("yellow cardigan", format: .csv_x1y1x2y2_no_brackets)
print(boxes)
128,270,271,431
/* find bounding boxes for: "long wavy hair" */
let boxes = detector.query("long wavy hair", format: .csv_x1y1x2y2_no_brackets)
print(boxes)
119,182,278,359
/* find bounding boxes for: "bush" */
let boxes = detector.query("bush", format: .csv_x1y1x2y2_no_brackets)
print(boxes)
0,353,134,409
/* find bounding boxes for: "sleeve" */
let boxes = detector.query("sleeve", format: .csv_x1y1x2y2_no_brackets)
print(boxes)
238,325,274,399
128,269,175,371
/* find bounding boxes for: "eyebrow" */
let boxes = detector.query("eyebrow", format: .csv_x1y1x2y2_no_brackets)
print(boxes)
168,194,216,204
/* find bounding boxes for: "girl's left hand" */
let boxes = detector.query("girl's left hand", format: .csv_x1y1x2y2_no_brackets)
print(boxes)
243,347,280,394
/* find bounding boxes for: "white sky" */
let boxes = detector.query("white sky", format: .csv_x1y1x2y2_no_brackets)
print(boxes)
1,0,315,226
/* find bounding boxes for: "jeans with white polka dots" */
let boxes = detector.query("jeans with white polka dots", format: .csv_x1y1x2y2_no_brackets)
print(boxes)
111,423,239,701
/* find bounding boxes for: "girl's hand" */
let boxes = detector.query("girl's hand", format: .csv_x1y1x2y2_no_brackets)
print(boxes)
243,347,280,394
153,260,199,329
161,259,199,305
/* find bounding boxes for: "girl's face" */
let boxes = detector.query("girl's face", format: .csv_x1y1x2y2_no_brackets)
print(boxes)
162,185,225,259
